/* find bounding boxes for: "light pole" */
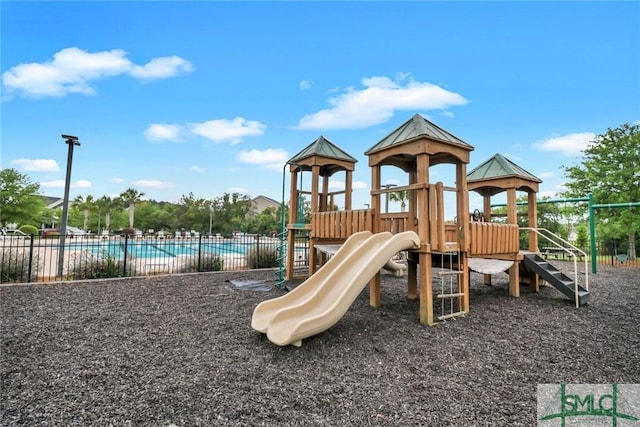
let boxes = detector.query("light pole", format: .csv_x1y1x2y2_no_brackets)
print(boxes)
57,134,80,279
381,183,397,213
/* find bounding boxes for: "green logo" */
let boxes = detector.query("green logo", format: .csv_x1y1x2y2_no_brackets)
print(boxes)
538,384,639,426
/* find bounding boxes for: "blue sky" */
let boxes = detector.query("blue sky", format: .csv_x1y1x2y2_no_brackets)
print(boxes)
2,1,639,215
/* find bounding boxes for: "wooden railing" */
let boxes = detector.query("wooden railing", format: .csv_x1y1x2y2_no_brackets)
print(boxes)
311,209,374,239
445,223,458,243
380,213,410,234
469,222,519,255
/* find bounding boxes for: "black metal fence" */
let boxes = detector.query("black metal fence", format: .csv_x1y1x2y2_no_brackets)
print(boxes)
1,233,310,284
2,232,634,284
536,242,639,268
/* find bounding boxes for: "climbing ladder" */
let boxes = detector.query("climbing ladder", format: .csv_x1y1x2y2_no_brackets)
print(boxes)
435,251,465,321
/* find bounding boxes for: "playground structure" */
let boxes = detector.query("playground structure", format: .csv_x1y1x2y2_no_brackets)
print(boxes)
254,113,591,346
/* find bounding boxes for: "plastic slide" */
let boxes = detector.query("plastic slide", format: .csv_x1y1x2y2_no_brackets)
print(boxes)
315,242,406,275
253,231,420,347
251,231,373,333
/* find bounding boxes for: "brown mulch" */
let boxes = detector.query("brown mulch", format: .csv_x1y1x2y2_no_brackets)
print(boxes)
1,263,639,426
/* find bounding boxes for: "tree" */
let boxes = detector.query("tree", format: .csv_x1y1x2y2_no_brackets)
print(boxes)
389,190,409,212
563,122,640,259
95,196,118,232
119,188,145,229
245,207,279,235
0,168,45,227
73,194,95,232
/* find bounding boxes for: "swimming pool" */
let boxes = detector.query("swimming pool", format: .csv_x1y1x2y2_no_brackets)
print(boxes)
67,239,274,259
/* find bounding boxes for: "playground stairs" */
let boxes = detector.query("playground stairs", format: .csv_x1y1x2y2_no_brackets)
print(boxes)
522,253,590,306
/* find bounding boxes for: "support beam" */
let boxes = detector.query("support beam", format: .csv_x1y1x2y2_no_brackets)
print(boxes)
419,252,434,325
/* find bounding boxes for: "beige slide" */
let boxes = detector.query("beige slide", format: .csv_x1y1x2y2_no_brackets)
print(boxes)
252,231,420,347
251,231,373,333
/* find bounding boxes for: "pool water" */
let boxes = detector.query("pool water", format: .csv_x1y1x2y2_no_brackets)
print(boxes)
68,240,265,259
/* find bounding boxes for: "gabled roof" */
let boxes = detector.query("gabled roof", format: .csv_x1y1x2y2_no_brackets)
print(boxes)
467,154,541,183
252,195,279,204
365,113,472,154
41,195,64,209
288,135,357,164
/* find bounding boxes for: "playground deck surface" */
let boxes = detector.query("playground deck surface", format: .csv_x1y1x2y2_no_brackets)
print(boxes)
1,263,639,426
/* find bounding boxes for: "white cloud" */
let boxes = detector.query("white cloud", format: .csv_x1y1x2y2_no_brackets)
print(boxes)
144,124,185,142
237,148,288,170
132,179,175,189
111,177,125,184
189,166,205,173
299,80,312,90
10,158,59,172
295,74,469,130
2,47,192,99
441,111,455,118
328,180,345,190
40,180,65,188
538,171,555,179
40,179,91,188
189,117,266,145
326,180,368,191
74,180,92,188
130,56,192,80
534,132,596,156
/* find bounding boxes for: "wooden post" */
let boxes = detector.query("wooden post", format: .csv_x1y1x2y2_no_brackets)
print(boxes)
419,252,434,325
311,165,320,214
321,174,329,211
369,165,382,307
417,154,430,245
507,188,517,225
456,163,470,252
509,260,520,297
345,170,353,211
483,194,492,223
506,188,521,295
286,170,299,280
460,252,470,313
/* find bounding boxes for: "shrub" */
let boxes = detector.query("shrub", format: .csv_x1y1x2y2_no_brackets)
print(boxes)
19,224,38,237
67,250,138,279
0,248,40,283
179,253,224,273
246,246,279,269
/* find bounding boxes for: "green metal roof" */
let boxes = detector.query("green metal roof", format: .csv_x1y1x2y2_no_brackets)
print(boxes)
288,135,357,164
365,113,472,154
467,153,541,182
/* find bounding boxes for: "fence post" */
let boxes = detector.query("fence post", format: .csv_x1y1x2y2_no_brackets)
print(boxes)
255,234,260,267
197,234,202,272
27,235,35,283
123,234,129,276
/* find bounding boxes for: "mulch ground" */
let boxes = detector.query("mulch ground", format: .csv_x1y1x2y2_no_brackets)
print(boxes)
1,262,639,426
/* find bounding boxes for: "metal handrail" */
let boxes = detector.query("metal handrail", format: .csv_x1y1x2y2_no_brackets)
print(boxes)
521,227,589,308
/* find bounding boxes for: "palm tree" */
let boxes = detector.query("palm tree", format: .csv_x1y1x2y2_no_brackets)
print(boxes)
388,190,409,212
119,188,145,229
73,194,95,232
96,195,118,233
